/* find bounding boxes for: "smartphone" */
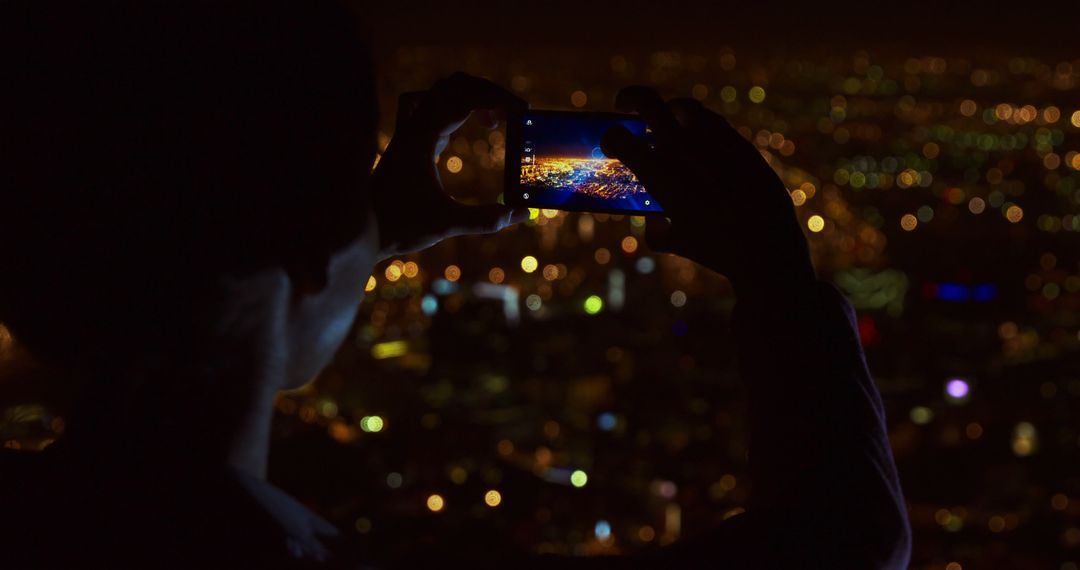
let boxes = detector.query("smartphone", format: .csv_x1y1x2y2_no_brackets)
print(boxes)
503,110,663,214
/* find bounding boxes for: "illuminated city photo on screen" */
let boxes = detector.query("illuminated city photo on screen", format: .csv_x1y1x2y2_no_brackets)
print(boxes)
508,111,663,214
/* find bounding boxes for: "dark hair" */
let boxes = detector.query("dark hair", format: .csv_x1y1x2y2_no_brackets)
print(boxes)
0,0,377,363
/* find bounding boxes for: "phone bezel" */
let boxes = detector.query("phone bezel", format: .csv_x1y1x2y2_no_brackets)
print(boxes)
502,109,663,215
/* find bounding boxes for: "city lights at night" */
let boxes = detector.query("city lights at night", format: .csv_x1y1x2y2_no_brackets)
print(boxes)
2,6,1080,567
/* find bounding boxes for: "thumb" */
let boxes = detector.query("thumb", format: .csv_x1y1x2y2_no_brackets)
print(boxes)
443,203,528,238
644,215,696,260
644,215,679,253
601,125,659,186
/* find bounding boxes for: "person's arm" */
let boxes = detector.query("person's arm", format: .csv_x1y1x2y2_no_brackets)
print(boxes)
725,281,911,568
370,76,910,568
588,87,911,568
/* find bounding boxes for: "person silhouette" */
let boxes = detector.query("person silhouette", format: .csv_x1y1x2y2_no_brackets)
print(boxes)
0,1,910,567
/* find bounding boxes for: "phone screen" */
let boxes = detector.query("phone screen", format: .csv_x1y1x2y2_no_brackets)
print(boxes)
504,110,663,214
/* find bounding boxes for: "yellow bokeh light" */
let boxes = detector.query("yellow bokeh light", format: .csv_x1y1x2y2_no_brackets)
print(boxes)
807,215,825,233
900,214,918,231
521,256,538,273
484,490,502,507
402,261,419,278
748,86,766,103
365,275,376,292
1071,110,1080,127
541,209,559,219
994,103,1013,120
489,267,505,284
570,470,588,488
1006,205,1024,223
621,236,638,254
426,494,445,512
570,90,588,108
360,415,385,432
385,264,402,282
444,265,461,282
371,341,407,360
791,189,807,206
446,156,463,173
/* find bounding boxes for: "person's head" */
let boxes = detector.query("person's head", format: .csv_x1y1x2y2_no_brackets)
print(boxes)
0,0,379,393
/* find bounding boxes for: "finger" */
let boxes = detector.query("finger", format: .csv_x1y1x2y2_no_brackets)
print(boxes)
601,125,661,185
421,73,525,129
645,215,693,257
395,91,425,132
667,97,708,127
668,97,740,137
476,109,499,129
509,207,531,224
443,203,522,237
614,86,680,142
437,109,495,140
434,134,451,158
644,215,675,252
443,72,526,111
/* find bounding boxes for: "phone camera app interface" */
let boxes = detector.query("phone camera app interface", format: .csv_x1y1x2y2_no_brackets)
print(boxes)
519,113,662,213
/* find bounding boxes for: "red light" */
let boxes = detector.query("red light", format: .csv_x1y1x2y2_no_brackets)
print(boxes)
858,316,879,347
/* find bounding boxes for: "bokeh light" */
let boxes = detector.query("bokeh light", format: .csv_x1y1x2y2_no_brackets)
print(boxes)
945,379,970,403
360,415,385,433
446,156,463,174
594,520,612,540
583,295,603,315
521,255,539,273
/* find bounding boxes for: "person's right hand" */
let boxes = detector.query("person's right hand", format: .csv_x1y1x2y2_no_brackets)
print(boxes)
600,86,816,299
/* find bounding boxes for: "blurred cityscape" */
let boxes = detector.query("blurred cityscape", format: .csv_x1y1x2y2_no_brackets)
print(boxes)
4,44,1080,569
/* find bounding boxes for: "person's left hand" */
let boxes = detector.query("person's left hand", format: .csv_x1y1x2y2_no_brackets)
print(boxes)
371,73,530,261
